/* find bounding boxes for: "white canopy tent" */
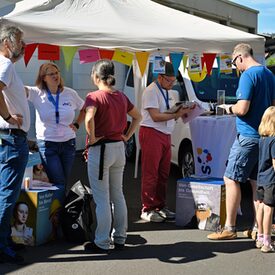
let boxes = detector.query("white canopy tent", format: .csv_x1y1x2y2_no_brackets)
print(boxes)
1,0,266,177
1,0,265,54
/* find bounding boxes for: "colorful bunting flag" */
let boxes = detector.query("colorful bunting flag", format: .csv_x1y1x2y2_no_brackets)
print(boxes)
24,43,38,67
61,46,78,70
38,44,60,60
169,52,184,75
182,55,188,72
99,49,114,60
112,50,134,66
203,53,216,75
135,52,149,76
79,49,100,64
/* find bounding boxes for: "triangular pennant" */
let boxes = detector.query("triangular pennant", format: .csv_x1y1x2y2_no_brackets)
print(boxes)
135,52,149,76
61,46,78,70
99,49,114,60
24,43,38,67
112,50,133,66
38,44,60,60
169,52,184,75
182,55,188,72
79,49,100,64
203,53,217,75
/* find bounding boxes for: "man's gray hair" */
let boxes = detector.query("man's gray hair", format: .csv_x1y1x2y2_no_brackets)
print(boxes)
233,43,254,58
0,24,23,45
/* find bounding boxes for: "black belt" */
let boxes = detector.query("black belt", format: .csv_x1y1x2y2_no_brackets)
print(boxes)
87,139,121,180
0,128,27,137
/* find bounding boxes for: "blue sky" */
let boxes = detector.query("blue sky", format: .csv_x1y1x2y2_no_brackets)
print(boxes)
230,0,275,34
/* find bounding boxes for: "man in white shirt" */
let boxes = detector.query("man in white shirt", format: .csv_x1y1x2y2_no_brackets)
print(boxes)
0,24,29,264
139,62,192,222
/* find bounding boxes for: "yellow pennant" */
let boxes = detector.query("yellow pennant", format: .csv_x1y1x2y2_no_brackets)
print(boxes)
61,46,78,70
112,50,134,66
135,52,149,76
182,55,188,72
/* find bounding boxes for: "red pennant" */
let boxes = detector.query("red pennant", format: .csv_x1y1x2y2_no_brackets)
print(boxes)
203,53,216,75
38,44,60,60
99,49,114,60
24,43,38,67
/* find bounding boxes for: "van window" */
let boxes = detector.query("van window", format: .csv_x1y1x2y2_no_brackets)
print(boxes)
191,68,239,104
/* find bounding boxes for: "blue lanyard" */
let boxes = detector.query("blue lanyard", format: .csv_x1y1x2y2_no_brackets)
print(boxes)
46,88,60,124
156,81,170,110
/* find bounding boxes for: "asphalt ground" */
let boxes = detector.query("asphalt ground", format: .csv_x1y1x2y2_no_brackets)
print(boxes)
1,152,274,275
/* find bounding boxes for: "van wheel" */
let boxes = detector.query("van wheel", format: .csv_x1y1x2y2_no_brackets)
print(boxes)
125,133,136,161
179,143,195,177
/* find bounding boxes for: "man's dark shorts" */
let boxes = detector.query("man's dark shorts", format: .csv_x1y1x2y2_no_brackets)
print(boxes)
256,184,275,207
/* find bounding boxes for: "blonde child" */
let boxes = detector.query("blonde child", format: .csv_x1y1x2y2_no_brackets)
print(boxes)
255,106,275,253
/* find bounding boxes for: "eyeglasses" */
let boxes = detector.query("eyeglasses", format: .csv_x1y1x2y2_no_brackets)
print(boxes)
45,71,60,77
231,54,241,67
161,75,176,85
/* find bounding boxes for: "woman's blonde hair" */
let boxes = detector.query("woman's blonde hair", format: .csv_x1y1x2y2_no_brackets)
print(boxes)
258,106,275,137
35,63,64,91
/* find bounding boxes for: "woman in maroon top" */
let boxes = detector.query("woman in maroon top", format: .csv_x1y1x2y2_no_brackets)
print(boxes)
84,59,141,253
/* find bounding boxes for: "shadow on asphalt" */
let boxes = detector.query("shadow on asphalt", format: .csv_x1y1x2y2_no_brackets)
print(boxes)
0,152,256,273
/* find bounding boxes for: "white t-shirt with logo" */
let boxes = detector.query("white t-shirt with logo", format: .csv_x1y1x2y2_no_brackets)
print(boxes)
0,55,30,132
140,81,175,135
27,86,84,142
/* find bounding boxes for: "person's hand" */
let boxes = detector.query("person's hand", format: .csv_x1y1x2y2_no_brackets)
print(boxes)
175,106,192,120
87,136,104,146
23,235,34,246
69,123,78,132
8,114,23,128
218,104,233,114
121,134,129,142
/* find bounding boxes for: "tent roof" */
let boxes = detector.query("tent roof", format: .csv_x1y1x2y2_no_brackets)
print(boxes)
1,0,265,54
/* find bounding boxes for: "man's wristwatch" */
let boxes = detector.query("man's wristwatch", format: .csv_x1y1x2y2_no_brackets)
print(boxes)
229,106,233,114
3,114,12,122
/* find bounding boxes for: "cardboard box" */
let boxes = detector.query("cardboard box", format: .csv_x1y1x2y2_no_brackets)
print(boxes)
11,185,64,246
176,177,225,231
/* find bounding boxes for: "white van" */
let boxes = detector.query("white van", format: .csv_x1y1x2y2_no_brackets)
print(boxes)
123,62,239,176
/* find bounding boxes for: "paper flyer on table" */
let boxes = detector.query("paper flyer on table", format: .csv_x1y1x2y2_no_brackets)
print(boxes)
181,104,206,123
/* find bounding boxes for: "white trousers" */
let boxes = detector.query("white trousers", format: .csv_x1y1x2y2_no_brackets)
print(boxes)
87,141,127,249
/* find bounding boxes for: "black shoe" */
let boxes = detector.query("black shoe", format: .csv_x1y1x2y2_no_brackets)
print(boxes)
83,242,109,254
114,243,125,251
0,247,25,265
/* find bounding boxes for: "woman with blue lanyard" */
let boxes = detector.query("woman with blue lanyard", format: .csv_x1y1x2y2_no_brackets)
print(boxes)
25,63,85,188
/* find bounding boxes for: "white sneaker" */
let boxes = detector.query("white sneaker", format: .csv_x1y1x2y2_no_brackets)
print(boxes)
261,243,275,253
140,210,165,223
157,207,175,219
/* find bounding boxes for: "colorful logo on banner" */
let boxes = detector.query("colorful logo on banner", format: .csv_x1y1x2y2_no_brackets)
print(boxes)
197,147,213,175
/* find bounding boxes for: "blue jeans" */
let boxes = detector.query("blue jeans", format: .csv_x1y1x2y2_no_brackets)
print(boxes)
0,134,29,249
37,139,76,187
87,142,127,250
